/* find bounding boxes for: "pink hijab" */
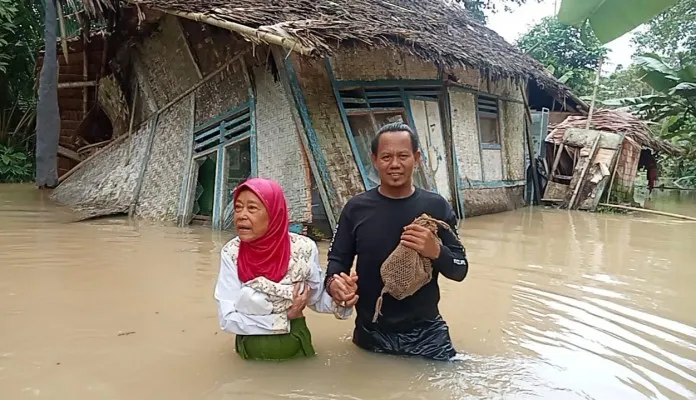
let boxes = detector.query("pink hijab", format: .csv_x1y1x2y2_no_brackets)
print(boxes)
233,178,291,283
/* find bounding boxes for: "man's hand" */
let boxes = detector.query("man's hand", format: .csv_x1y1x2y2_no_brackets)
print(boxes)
328,271,359,307
288,282,310,320
401,224,441,260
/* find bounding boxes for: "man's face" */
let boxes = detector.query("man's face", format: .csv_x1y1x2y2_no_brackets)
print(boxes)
370,130,421,188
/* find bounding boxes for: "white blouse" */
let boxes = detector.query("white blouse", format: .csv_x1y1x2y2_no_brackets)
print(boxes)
214,233,352,335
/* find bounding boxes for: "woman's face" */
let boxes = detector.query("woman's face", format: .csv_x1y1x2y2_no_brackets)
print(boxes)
233,189,269,242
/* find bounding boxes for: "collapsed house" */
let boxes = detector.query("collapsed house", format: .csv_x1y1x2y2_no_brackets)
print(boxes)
48,0,583,233
542,109,683,208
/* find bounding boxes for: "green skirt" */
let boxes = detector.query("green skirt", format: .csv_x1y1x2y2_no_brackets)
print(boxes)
235,317,316,361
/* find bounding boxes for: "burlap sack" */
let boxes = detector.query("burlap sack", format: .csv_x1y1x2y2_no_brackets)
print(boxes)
372,213,461,323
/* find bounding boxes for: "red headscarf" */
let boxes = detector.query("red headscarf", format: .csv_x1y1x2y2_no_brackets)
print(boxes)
233,178,291,283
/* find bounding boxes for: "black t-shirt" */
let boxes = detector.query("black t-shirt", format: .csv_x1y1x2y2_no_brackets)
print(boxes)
325,187,468,331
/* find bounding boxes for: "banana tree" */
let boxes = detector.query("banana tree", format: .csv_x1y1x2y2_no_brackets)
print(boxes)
601,54,695,136
557,0,679,44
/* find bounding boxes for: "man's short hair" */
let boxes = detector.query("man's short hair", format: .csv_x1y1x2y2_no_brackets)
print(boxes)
370,122,420,155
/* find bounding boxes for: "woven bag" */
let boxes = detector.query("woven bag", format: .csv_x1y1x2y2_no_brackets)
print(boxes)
372,213,460,323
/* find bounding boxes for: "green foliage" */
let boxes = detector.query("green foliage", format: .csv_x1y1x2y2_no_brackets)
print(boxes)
557,0,679,44
516,17,608,95
601,54,696,184
0,144,33,183
0,0,44,107
633,0,696,64
594,64,653,102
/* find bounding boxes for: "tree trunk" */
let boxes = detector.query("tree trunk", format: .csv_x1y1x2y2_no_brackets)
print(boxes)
35,0,60,188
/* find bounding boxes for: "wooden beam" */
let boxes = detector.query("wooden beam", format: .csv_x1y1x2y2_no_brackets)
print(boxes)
58,80,97,89
58,145,82,163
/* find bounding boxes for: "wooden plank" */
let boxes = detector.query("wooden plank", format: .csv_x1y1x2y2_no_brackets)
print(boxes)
58,145,82,162
568,134,600,209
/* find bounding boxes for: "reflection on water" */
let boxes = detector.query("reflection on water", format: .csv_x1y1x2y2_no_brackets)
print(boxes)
1,184,695,399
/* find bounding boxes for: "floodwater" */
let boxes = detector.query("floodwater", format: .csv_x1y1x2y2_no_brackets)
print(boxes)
1,184,695,400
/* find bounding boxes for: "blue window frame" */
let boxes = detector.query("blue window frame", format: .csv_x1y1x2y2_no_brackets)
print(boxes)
190,102,256,230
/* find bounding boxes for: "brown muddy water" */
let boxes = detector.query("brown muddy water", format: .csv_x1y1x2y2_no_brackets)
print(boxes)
1,184,695,400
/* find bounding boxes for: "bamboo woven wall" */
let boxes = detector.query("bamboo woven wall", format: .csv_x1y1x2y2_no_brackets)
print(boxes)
49,122,151,219
135,96,193,221
329,45,438,81
291,54,364,212
253,64,312,224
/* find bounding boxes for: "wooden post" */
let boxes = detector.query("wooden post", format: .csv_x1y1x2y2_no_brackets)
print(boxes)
125,84,139,164
585,58,603,130
519,83,542,205
81,13,89,117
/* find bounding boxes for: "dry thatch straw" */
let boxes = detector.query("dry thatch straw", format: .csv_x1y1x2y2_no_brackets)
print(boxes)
126,0,571,98
546,108,683,155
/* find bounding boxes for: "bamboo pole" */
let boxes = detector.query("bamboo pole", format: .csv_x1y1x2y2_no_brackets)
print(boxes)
56,1,69,64
585,58,603,130
125,84,139,164
599,203,696,222
58,80,98,89
158,8,314,56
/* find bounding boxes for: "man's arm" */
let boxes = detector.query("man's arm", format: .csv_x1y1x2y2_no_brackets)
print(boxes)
324,206,356,292
431,204,468,282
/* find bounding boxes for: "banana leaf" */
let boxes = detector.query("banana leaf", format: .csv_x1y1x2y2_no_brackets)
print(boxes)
557,0,679,43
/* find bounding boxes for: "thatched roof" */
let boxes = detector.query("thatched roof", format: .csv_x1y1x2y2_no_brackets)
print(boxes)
125,0,572,98
546,109,683,155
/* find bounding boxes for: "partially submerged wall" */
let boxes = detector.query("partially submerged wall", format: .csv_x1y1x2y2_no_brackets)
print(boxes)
447,73,528,217
463,186,525,217
291,55,364,212
253,64,312,224
50,122,151,219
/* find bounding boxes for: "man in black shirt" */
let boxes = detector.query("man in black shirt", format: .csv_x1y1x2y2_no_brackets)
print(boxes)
324,122,469,361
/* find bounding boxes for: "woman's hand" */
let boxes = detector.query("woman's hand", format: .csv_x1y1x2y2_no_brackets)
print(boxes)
288,282,311,320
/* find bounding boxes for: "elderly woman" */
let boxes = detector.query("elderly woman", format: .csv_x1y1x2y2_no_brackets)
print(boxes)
214,178,355,361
